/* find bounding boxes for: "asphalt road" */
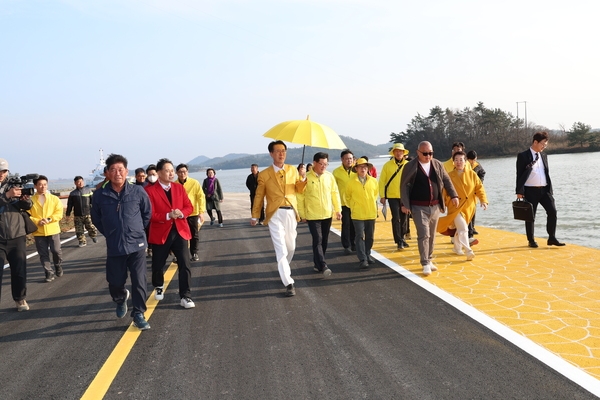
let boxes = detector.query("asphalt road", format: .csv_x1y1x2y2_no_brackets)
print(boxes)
0,220,597,400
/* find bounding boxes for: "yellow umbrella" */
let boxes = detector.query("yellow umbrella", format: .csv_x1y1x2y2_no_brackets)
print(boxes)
263,115,346,162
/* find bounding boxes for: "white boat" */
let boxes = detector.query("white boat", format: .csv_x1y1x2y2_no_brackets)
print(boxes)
87,149,107,187
86,149,136,187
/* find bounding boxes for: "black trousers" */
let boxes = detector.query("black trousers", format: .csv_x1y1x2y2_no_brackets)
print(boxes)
307,218,332,270
524,186,558,241
106,249,147,316
340,206,355,250
0,237,27,302
388,198,408,244
187,215,200,256
151,226,192,298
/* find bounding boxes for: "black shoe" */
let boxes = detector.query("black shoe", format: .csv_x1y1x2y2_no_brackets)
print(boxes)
55,265,63,277
350,246,356,252
45,271,55,282
472,230,479,235
528,241,539,248
400,239,409,248
367,255,376,264
359,260,369,269
92,237,98,243
547,238,566,246
313,266,321,273
397,242,405,250
344,247,352,255
285,284,296,297
191,253,199,261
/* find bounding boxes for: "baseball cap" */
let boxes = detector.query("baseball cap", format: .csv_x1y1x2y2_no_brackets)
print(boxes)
0,158,9,171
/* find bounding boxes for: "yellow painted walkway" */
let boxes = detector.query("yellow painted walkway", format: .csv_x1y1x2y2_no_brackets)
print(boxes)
333,217,600,381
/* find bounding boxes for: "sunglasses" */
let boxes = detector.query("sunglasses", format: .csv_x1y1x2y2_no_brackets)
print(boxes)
419,151,434,157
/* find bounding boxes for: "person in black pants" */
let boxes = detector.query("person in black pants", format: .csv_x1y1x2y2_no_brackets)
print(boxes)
0,158,33,312
515,131,565,248
246,164,265,224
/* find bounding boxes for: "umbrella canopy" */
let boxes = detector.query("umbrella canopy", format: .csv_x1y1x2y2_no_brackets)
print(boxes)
263,116,346,162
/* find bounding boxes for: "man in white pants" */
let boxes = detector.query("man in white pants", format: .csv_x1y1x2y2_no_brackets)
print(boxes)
251,140,307,297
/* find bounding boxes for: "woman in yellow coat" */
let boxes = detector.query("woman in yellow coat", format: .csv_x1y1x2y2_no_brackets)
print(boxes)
345,158,379,269
437,151,488,261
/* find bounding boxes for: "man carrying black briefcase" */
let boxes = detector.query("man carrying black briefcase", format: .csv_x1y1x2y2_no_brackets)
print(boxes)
515,131,565,248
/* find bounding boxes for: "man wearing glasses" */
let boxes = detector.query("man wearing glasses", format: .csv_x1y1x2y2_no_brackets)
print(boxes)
400,142,459,276
251,140,307,297
297,152,342,277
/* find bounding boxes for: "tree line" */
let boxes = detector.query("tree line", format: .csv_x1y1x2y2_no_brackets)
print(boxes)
389,102,598,159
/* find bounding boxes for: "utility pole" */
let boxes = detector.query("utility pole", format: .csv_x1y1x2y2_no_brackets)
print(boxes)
516,101,527,131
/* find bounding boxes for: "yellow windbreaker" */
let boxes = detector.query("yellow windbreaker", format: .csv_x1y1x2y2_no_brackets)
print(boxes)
30,192,63,237
182,177,206,216
345,175,379,220
298,170,342,220
378,158,407,199
332,165,356,206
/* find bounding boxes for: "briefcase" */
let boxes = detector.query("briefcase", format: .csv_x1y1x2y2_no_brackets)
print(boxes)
512,199,534,222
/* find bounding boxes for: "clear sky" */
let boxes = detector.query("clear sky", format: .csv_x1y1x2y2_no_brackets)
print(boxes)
1,0,598,179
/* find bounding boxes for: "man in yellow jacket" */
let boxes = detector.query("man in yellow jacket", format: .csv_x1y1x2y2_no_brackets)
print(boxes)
346,158,379,269
176,163,206,262
30,175,64,282
251,140,307,297
379,143,410,250
332,149,356,253
298,152,342,277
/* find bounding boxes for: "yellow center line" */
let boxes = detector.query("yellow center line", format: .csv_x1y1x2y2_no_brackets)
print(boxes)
81,261,179,400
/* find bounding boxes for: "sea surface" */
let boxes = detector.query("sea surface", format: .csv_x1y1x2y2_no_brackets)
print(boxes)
188,152,600,250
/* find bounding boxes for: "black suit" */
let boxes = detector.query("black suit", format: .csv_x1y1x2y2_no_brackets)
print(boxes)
515,149,558,242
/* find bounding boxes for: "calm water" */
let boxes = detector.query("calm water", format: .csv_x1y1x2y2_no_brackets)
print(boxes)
190,152,600,250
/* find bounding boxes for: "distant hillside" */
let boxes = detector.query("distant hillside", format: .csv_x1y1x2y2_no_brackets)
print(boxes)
188,136,393,170
187,155,210,165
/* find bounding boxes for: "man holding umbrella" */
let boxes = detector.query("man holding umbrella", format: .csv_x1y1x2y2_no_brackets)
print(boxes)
251,140,307,297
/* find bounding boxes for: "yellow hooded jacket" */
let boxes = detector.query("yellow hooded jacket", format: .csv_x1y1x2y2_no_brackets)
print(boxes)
332,165,356,207
181,177,206,217
298,170,342,220
378,158,407,199
345,175,379,220
30,192,63,237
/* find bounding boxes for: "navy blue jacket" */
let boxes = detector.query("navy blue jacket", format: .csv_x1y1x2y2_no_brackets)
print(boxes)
91,181,151,257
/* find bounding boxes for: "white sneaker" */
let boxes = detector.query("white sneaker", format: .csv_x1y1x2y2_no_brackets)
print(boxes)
466,251,475,261
155,287,164,301
428,262,438,271
452,249,465,256
422,264,432,276
180,297,195,309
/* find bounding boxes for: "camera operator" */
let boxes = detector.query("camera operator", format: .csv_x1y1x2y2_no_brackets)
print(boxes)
0,158,33,312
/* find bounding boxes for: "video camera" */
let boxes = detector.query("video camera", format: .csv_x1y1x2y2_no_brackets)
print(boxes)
6,173,39,197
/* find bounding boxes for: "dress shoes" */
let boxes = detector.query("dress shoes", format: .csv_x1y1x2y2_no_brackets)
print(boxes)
400,239,409,248
285,284,296,297
547,238,566,246
528,241,539,248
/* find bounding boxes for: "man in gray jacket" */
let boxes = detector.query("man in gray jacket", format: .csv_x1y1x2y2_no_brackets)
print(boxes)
92,154,152,330
0,158,33,311
400,142,459,276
